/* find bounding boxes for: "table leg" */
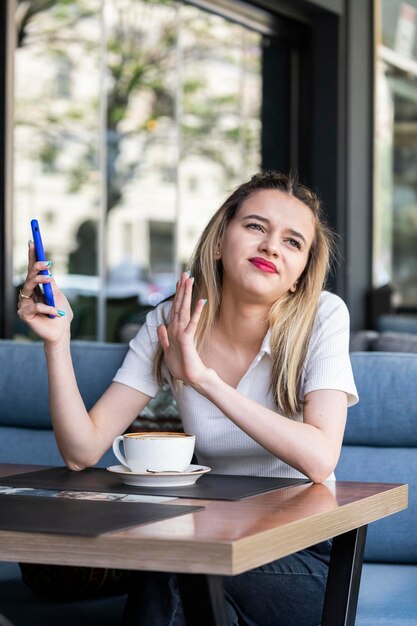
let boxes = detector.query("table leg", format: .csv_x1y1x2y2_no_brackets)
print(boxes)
321,525,368,626
177,573,229,626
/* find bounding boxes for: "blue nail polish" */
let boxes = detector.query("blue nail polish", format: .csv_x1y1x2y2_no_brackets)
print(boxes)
203,299,207,305
43,261,51,267
58,310,65,316
187,270,191,277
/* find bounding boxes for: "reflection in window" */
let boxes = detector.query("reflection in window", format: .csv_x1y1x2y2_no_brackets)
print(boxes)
56,56,73,99
374,0,417,306
13,0,262,341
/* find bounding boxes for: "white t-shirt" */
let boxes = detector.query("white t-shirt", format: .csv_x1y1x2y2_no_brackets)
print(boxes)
113,291,358,479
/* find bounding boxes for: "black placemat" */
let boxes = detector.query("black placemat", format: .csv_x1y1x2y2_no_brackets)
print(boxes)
0,467,310,501
0,494,203,536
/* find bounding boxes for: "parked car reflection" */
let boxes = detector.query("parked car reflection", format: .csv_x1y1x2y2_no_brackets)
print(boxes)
15,272,176,307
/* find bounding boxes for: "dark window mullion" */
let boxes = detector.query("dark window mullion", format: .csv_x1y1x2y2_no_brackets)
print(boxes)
0,0,15,339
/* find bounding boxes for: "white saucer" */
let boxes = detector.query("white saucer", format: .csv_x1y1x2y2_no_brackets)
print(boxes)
107,464,211,487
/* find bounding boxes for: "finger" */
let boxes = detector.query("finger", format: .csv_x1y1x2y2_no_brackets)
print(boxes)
25,273,53,299
23,261,52,296
18,301,63,320
178,277,194,325
28,241,36,267
33,260,52,273
48,275,59,296
187,298,206,335
175,272,191,315
27,243,52,274
170,274,188,321
33,274,62,302
33,272,53,286
157,324,169,351
170,280,181,316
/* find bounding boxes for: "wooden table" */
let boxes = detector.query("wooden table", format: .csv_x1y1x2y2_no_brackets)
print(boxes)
0,464,407,626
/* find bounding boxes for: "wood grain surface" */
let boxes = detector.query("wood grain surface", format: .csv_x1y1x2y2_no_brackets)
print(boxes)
0,464,407,576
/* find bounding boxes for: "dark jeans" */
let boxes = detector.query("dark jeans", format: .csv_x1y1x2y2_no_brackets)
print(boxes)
122,540,331,626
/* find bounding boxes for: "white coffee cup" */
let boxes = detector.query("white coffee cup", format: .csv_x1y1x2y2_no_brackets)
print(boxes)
112,431,196,473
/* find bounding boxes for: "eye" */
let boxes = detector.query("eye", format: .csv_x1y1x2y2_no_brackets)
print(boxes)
286,238,302,250
245,222,265,232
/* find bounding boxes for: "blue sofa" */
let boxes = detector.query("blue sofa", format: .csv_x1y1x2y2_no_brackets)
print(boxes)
0,340,130,626
0,340,129,467
0,339,415,625
337,352,417,625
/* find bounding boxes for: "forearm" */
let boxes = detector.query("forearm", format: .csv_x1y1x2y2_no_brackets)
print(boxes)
194,370,338,482
44,337,102,470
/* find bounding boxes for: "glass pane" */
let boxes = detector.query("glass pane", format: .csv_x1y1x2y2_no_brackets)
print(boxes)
381,0,417,59
12,0,262,343
105,1,262,342
178,5,262,268
105,0,179,342
374,0,417,306
13,0,102,339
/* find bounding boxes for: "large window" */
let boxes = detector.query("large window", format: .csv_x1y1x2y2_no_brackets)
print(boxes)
374,0,417,307
13,0,262,340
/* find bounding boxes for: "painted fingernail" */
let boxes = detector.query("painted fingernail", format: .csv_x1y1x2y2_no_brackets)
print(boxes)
28,240,33,247
58,310,65,316
43,261,51,267
48,273,53,277
187,270,191,277
203,299,207,305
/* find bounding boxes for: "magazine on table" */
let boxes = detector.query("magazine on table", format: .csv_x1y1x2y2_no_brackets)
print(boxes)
0,485,174,503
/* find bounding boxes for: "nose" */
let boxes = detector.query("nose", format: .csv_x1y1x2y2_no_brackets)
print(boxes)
259,233,280,258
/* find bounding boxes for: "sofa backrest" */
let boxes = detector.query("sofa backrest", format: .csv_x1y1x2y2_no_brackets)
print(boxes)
0,340,129,430
337,352,417,564
350,330,417,353
377,314,417,335
372,331,417,353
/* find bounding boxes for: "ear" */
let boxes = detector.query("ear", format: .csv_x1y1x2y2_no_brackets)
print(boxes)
290,281,298,293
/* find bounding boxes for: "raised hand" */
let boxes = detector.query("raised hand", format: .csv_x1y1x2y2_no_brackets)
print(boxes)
17,242,73,344
157,272,207,386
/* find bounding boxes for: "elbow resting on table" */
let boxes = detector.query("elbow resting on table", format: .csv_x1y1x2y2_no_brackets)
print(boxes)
303,455,337,484
307,467,334,484
60,449,103,472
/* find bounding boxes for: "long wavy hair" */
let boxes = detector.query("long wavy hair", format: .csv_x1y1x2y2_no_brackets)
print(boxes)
154,171,337,417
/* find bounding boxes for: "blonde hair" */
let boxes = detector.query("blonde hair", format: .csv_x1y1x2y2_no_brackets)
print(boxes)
154,171,337,417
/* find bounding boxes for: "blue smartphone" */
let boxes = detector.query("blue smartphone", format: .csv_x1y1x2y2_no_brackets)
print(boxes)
31,219,55,317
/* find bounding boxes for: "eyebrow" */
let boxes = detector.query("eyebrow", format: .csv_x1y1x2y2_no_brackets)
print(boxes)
241,214,307,245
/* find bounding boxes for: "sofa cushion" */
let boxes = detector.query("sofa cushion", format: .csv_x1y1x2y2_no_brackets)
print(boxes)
345,353,417,446
0,341,128,429
373,331,417,353
356,563,417,625
349,330,378,352
336,446,416,562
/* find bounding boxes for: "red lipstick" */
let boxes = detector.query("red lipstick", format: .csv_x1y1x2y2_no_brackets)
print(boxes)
249,257,277,273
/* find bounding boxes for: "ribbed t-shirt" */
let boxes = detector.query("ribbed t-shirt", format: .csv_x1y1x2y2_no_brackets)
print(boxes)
113,291,358,479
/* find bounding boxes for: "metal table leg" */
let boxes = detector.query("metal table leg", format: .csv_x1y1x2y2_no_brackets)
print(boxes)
177,573,229,626
321,525,368,626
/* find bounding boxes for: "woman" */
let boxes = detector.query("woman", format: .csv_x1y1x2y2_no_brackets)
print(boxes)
18,171,358,625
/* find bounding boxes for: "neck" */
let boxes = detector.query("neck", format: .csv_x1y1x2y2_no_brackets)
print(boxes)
216,290,270,348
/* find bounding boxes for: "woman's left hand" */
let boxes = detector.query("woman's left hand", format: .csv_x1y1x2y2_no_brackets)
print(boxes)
157,272,207,386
